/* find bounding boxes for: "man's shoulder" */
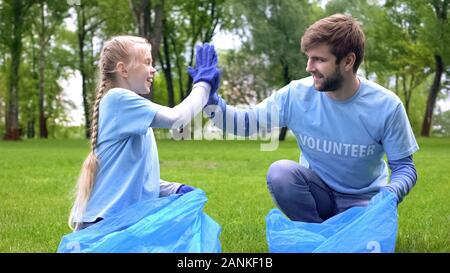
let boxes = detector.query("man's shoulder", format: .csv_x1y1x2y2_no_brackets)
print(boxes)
280,76,316,101
289,76,315,91
360,77,402,105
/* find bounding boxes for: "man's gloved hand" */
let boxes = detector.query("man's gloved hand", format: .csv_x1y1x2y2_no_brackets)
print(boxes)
207,88,221,106
187,43,221,102
380,186,399,204
176,184,196,195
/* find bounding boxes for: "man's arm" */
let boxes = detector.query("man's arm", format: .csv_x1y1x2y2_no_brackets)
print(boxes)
384,155,418,203
205,87,289,137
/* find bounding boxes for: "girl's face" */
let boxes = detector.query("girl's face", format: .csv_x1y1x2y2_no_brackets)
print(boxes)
127,49,156,95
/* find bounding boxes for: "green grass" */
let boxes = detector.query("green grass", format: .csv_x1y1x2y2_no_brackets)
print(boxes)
0,137,449,252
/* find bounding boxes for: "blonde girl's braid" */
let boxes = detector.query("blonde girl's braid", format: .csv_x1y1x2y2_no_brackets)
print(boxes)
90,79,108,150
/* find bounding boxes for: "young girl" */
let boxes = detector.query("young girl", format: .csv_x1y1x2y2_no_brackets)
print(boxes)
68,35,220,231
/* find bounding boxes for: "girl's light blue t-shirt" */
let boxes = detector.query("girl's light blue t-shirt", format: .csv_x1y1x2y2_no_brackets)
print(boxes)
80,88,162,223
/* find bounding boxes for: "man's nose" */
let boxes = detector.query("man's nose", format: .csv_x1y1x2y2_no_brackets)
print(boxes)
306,59,315,73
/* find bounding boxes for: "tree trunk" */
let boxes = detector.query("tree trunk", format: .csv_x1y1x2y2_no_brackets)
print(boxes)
161,20,175,107
27,119,35,139
38,3,48,138
421,55,444,137
169,35,185,100
185,43,195,98
4,0,25,140
77,5,91,139
150,1,163,64
185,11,201,98
401,74,410,117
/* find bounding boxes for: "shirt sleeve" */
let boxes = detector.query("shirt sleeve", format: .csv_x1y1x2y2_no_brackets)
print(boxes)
208,83,291,136
115,91,162,138
387,155,418,203
159,179,182,197
382,102,419,160
150,82,210,129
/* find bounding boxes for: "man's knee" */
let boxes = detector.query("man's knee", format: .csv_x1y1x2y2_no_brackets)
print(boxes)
266,160,299,190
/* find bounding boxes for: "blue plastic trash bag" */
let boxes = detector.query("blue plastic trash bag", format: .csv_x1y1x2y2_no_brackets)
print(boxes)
58,189,221,253
266,190,398,253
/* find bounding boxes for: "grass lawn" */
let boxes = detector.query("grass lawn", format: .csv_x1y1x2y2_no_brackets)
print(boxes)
0,137,449,252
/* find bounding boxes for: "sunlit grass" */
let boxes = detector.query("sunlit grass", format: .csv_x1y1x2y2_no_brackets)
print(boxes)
0,137,448,252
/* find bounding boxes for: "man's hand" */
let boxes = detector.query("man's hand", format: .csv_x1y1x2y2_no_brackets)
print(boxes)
380,186,399,204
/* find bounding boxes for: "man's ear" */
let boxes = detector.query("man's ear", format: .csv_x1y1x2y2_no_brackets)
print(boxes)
116,62,128,78
343,52,356,72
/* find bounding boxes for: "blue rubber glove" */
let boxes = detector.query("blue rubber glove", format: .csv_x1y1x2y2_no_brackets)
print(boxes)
380,186,399,204
187,43,221,99
176,184,196,195
207,89,221,105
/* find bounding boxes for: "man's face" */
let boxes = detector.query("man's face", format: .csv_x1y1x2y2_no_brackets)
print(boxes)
305,44,343,92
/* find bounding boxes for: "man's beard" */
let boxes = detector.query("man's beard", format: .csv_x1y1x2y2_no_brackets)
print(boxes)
314,67,343,92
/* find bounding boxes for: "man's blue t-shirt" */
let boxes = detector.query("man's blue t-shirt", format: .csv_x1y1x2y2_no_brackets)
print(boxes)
255,76,419,195
77,88,162,223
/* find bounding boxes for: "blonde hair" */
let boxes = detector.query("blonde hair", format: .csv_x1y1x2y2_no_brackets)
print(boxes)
68,36,152,230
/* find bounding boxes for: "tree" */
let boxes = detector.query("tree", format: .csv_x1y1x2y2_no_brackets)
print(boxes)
129,0,164,65
383,0,450,136
220,46,275,105
32,0,69,138
159,15,176,107
232,0,323,140
186,0,225,97
1,0,35,140
74,0,105,138
418,0,449,136
157,0,230,107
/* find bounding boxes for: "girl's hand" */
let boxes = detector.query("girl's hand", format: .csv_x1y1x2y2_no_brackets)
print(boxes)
187,43,221,93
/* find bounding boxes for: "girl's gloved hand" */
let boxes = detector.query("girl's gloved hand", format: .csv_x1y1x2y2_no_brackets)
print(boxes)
176,184,196,195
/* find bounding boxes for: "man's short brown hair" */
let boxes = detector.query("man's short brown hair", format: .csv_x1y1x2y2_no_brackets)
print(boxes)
301,14,365,73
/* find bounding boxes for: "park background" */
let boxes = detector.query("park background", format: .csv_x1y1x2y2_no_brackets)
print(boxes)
0,0,449,252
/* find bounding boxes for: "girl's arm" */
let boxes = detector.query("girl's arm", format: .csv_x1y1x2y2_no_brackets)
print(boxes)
159,179,182,197
150,82,211,129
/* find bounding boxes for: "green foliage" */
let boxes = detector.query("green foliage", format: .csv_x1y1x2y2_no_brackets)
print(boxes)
232,0,323,86
97,0,136,38
219,48,275,104
433,109,450,137
1,0,449,138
